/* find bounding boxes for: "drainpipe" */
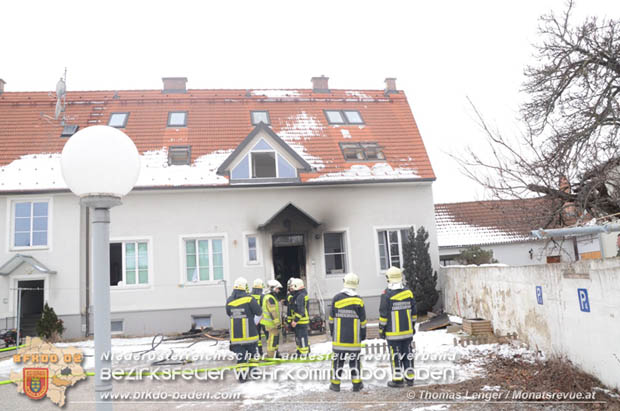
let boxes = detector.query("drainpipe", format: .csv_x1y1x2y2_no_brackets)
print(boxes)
85,207,90,337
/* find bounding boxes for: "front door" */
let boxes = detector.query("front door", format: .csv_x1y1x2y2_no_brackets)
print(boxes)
272,234,306,299
17,280,44,337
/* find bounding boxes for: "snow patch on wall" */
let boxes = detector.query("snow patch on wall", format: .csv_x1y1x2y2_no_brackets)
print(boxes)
308,163,419,182
250,89,301,98
435,210,529,247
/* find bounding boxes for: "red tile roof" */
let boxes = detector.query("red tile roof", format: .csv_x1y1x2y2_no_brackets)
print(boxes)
435,198,561,247
0,87,434,191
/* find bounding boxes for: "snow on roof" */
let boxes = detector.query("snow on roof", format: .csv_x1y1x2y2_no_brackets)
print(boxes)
308,163,419,182
345,90,372,100
275,111,326,170
250,89,301,98
435,199,558,248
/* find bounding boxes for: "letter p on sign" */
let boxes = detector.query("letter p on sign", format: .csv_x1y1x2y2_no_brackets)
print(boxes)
578,288,590,312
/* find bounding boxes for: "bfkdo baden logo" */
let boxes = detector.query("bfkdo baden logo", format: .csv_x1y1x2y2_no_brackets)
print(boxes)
10,337,86,407
23,368,49,400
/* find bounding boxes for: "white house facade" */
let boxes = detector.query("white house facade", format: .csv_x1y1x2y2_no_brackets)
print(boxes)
0,76,439,338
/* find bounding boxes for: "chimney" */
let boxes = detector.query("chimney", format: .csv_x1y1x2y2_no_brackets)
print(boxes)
384,77,397,94
0,79,5,94
311,75,329,93
162,77,187,93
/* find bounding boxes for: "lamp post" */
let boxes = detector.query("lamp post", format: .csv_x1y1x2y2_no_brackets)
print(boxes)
61,125,140,410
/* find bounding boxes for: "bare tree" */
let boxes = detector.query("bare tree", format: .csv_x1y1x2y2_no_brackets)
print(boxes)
458,1,620,225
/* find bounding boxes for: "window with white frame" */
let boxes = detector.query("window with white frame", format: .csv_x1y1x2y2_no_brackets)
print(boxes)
184,238,224,282
109,241,149,286
377,228,411,270
230,138,297,180
324,232,347,275
246,235,259,264
12,201,49,248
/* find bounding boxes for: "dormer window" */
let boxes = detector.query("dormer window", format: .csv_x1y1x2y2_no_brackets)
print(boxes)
230,138,297,180
251,111,270,125
60,124,79,137
168,111,187,127
168,145,191,165
325,110,364,125
340,142,385,161
108,112,129,128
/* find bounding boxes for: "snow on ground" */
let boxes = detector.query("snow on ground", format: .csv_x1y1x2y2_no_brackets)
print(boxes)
0,328,542,404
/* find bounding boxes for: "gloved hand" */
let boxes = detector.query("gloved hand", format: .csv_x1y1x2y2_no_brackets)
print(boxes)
379,328,386,339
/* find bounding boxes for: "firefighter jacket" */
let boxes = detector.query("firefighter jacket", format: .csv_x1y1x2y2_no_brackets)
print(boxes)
379,287,417,341
251,288,264,307
292,289,310,325
286,292,295,323
329,291,367,351
226,289,262,345
260,292,281,329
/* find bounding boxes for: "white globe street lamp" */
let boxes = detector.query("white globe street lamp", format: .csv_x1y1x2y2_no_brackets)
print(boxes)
61,125,140,411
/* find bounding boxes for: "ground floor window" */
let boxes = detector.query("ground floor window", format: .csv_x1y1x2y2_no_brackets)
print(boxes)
185,238,224,282
110,241,149,286
377,228,411,270
324,232,347,274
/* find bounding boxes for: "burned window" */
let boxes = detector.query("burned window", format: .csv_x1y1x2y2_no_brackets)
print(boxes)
339,142,385,161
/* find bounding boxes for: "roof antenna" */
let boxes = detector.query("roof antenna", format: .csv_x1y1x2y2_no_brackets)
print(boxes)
54,68,67,123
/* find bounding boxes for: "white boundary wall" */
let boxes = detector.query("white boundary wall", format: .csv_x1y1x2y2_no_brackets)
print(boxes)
439,259,620,390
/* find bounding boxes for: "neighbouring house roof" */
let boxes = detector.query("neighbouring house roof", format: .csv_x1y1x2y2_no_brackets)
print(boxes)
435,198,560,248
0,254,56,275
0,87,434,192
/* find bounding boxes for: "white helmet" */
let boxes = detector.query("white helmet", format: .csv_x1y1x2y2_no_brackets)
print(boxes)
385,266,403,284
343,273,359,289
287,277,296,291
291,278,305,291
253,278,265,289
267,279,282,292
233,277,248,291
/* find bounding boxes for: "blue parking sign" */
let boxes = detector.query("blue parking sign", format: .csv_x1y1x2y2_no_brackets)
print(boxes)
578,288,590,312
536,286,543,305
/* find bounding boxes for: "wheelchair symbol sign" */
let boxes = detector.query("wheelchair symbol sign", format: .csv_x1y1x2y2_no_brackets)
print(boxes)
536,286,543,305
578,288,590,312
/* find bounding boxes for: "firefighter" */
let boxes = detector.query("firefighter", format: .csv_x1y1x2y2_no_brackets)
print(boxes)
290,278,310,355
251,279,265,356
285,277,296,327
328,273,366,392
379,266,417,387
260,279,283,358
226,277,262,383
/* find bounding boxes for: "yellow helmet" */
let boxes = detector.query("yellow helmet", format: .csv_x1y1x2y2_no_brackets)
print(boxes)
385,266,403,284
233,277,248,291
343,273,359,289
253,278,265,289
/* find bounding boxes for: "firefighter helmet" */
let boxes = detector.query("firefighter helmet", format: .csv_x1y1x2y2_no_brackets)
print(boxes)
233,277,248,291
291,278,305,291
343,273,359,289
385,266,403,284
267,279,282,292
287,277,295,291
253,278,265,289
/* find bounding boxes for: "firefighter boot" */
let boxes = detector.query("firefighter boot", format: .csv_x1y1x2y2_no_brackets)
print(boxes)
387,380,405,388
329,382,340,392
352,381,364,392
406,378,414,387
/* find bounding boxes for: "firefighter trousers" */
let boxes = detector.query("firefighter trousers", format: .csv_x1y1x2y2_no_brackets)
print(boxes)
264,327,280,357
388,338,414,382
231,342,258,382
331,350,362,386
294,324,310,355
256,324,265,355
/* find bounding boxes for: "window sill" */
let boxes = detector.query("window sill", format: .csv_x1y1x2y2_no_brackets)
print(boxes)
111,284,151,290
181,281,226,287
10,245,50,252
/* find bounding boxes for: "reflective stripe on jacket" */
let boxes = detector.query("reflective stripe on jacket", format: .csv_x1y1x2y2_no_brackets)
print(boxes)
226,289,262,345
292,289,310,325
260,293,281,328
379,287,417,341
329,292,367,351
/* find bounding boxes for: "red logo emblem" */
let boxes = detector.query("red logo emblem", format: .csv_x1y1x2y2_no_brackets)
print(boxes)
23,368,48,400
